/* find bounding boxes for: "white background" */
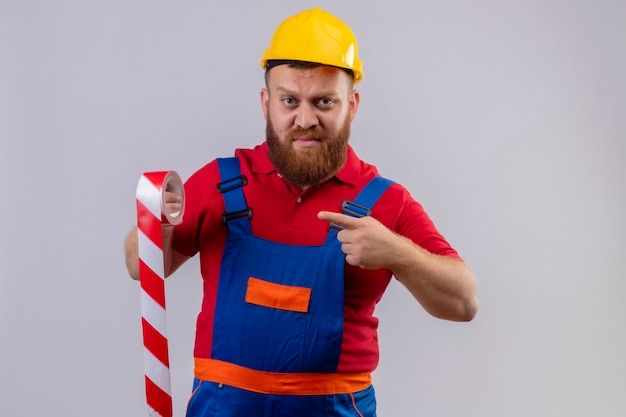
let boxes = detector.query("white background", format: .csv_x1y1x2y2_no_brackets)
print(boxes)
1,1,625,416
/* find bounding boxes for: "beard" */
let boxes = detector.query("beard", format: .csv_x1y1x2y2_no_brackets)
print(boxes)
266,117,350,189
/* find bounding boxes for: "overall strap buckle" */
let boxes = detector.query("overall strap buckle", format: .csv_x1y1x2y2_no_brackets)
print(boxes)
329,200,372,231
341,200,371,218
216,163,252,227
222,208,252,224
217,175,248,193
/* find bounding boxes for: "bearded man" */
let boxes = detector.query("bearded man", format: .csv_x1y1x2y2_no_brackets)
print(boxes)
124,8,478,417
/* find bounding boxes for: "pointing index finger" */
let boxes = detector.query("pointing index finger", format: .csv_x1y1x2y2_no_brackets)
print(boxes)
318,211,360,230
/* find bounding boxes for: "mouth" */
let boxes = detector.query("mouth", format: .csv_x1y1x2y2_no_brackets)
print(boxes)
292,136,322,149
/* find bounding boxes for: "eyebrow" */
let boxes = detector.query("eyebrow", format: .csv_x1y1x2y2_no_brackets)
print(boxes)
274,86,340,100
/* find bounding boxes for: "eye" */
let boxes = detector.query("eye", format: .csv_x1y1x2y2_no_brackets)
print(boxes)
282,97,297,106
317,98,335,107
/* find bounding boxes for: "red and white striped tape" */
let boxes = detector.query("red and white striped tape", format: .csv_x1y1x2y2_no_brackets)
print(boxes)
136,171,185,417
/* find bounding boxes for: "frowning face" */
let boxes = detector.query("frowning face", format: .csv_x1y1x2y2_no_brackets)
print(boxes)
261,64,360,189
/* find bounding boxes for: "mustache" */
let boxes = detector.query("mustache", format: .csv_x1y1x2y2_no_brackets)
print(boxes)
288,127,326,141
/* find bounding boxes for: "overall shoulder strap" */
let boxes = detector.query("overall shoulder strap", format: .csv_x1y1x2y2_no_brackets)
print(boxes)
217,157,252,234
350,176,395,211
325,176,395,241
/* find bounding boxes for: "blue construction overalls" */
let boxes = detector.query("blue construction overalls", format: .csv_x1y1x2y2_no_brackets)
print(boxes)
186,157,393,417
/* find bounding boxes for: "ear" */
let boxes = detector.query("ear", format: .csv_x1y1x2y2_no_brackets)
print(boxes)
349,89,360,122
260,88,269,121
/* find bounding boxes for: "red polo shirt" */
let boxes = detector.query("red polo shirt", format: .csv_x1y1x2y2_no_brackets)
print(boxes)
172,142,460,373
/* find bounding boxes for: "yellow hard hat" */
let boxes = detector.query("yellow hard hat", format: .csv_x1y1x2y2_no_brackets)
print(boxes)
261,8,363,84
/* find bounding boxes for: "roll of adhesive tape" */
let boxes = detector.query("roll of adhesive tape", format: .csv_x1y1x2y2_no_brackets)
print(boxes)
136,171,185,417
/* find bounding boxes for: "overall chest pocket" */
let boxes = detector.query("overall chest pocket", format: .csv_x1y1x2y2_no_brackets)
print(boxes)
245,277,312,313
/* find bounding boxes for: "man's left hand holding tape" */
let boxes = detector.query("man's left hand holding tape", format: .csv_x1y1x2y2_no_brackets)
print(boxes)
125,190,189,280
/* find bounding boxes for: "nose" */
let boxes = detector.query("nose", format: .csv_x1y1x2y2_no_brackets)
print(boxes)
294,103,318,129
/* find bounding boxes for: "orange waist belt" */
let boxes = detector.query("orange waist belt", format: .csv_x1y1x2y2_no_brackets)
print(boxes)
194,358,372,396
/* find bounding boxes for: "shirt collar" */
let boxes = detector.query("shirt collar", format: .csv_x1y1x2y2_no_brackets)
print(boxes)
251,142,361,187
